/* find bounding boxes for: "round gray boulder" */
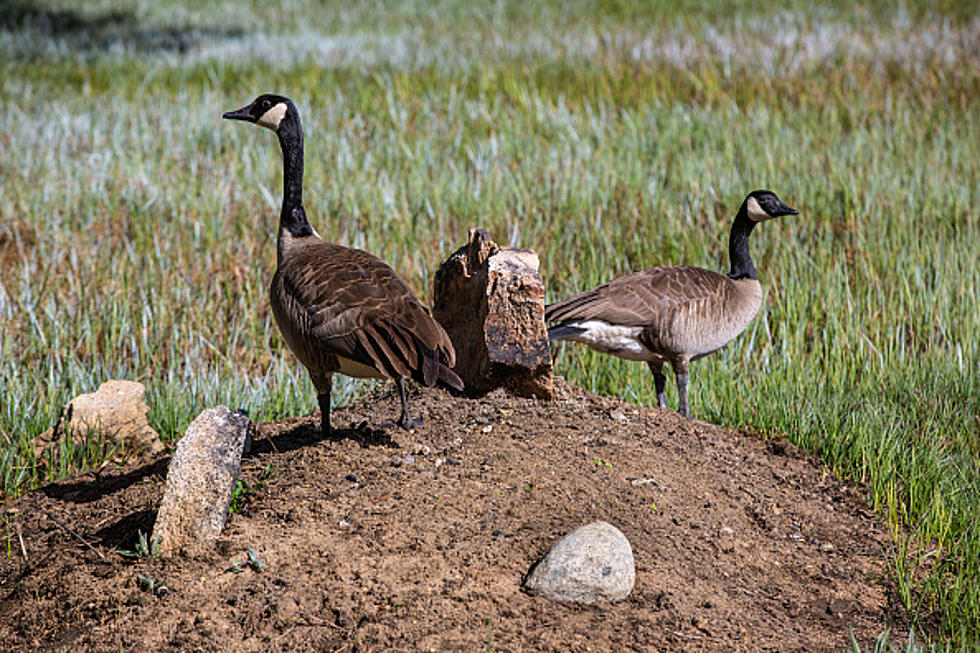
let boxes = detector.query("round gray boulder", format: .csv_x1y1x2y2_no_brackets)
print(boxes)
522,521,635,603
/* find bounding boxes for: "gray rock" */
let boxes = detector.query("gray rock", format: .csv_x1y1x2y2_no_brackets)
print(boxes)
523,521,635,603
35,380,165,469
151,407,252,556
432,228,553,398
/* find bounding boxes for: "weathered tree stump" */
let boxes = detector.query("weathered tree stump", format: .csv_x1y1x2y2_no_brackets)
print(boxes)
432,228,552,398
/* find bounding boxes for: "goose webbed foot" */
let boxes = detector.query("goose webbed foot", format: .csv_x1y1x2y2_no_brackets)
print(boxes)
397,414,423,430
395,378,422,430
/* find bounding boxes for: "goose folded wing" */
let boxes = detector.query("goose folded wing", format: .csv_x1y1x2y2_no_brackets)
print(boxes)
284,250,455,382
547,266,730,326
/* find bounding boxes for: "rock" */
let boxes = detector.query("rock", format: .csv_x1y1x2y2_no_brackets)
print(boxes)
718,525,736,553
432,228,553,398
35,380,165,469
151,407,252,556
523,521,635,603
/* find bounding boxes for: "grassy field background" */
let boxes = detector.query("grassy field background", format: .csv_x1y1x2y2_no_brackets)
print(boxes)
1,0,978,647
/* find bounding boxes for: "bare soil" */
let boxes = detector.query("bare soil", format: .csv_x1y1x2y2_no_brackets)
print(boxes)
1,378,906,651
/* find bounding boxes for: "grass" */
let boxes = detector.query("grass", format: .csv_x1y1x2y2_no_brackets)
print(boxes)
1,0,978,647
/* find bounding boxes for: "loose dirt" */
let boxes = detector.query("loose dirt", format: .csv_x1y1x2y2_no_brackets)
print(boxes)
1,378,906,651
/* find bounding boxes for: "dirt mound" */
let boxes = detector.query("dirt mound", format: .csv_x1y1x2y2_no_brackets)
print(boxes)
0,379,905,651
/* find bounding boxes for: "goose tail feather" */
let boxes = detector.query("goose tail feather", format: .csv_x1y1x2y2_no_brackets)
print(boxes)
547,323,587,342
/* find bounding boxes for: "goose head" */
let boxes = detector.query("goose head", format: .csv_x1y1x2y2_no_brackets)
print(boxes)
743,190,799,222
223,94,296,133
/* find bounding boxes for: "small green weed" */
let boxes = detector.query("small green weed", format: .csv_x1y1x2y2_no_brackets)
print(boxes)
117,530,161,560
136,573,169,597
229,546,265,573
228,478,250,515
486,607,495,652
228,465,278,515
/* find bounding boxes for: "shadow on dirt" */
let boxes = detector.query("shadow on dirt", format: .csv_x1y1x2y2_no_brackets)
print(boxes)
39,417,397,507
250,419,399,454
93,508,156,550
40,458,171,505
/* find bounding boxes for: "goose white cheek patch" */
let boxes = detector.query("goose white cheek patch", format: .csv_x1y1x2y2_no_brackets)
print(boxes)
257,103,287,131
745,196,770,222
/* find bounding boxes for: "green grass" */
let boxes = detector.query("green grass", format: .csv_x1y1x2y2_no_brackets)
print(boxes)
1,0,978,647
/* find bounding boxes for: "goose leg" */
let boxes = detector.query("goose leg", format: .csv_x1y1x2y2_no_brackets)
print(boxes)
395,377,423,430
647,360,668,410
317,392,332,436
673,361,691,418
311,373,333,437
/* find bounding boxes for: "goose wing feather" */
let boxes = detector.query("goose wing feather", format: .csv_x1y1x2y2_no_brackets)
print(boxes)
275,240,458,387
546,266,731,326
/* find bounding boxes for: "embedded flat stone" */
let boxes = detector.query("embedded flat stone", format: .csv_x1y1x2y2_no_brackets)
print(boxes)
35,380,164,469
151,407,252,556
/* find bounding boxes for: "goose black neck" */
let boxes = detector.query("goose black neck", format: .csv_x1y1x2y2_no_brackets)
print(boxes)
727,204,758,280
277,116,313,239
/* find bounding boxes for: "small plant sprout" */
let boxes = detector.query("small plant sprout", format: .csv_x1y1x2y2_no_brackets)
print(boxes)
228,478,250,515
136,574,169,597
230,547,265,573
117,530,161,559
247,547,265,571
228,466,278,515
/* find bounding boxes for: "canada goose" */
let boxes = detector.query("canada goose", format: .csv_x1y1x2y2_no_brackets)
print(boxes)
545,190,798,418
223,94,463,435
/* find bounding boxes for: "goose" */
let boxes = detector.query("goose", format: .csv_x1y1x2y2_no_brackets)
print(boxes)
545,190,798,419
223,93,463,436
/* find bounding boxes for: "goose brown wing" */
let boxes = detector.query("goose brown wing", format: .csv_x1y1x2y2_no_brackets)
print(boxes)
277,240,458,386
545,266,731,326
